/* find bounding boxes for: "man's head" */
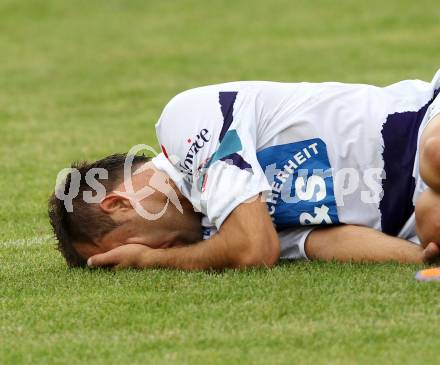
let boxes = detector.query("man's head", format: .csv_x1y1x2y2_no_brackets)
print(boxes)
48,153,202,267
48,154,149,266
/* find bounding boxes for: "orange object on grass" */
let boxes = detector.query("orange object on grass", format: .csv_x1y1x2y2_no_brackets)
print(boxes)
415,267,440,281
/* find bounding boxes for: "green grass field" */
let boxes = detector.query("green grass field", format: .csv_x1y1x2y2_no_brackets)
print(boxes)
1,0,440,363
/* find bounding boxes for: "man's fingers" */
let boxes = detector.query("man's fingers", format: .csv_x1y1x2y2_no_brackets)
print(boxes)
87,244,150,269
88,250,121,268
423,242,440,263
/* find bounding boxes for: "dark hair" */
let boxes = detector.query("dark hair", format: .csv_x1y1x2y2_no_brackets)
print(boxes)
48,153,150,267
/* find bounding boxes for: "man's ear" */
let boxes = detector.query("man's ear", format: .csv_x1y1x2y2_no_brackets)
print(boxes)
100,193,133,214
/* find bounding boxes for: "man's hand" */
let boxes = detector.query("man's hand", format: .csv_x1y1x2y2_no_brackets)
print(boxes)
422,242,440,264
88,196,280,271
88,244,153,269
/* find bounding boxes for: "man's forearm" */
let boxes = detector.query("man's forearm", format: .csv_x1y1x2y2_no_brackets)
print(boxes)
305,225,423,264
143,235,236,270
141,196,280,270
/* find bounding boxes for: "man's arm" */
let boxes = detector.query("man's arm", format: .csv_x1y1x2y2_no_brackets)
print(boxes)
88,196,281,270
419,113,440,192
305,224,439,264
88,219,440,269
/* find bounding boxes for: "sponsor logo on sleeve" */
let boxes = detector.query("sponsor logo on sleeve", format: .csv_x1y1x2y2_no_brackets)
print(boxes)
257,138,339,229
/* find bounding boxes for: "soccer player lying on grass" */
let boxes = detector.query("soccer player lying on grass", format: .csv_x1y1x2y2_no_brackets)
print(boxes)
49,70,440,269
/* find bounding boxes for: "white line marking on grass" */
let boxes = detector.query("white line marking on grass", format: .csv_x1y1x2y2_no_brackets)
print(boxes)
0,235,53,247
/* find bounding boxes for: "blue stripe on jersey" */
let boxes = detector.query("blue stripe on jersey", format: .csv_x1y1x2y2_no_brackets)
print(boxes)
220,152,252,170
380,89,440,236
218,92,238,142
216,91,252,171
197,92,254,190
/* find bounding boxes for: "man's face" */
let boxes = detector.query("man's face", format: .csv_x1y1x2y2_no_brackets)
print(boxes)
72,162,201,262
73,217,182,261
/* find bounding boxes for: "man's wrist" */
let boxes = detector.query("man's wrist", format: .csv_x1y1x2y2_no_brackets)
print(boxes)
138,248,166,268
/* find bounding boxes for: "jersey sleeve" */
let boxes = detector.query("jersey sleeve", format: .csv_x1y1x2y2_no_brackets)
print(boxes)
428,91,440,122
153,86,271,229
